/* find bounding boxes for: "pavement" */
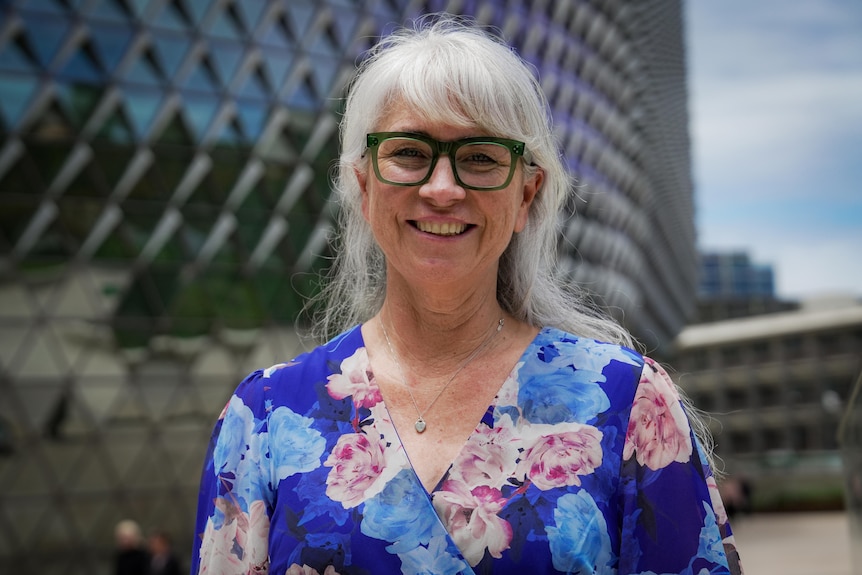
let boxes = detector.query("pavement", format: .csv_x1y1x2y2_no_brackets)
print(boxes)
730,511,856,575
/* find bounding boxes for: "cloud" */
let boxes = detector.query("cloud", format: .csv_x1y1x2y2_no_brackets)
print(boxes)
685,0,862,298
775,238,862,299
687,0,862,201
691,73,862,199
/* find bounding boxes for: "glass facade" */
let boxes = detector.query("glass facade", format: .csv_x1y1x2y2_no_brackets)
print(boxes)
699,252,776,299
0,1,696,572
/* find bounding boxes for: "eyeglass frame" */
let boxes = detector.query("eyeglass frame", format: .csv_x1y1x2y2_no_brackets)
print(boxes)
364,131,534,191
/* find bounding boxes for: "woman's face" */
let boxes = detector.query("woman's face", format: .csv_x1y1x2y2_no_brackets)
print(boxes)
356,101,543,294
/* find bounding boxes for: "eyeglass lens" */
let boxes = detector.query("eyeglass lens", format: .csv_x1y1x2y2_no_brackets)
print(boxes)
375,137,514,189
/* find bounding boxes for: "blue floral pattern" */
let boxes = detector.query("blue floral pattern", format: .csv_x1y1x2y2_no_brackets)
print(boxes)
192,327,743,575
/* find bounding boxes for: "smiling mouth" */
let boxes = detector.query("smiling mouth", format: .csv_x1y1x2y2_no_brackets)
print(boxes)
413,221,470,236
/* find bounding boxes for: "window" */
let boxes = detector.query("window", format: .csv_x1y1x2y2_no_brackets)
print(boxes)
726,388,748,410
720,346,741,367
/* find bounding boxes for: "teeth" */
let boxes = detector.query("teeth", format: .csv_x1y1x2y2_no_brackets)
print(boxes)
416,221,467,236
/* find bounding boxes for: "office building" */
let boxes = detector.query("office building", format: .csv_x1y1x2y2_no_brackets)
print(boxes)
673,297,862,506
0,1,696,571
696,251,796,323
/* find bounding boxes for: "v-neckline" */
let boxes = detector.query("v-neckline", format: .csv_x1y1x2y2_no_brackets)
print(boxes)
358,325,543,497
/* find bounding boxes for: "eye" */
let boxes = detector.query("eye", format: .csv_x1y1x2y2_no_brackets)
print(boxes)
461,151,499,165
378,138,433,166
456,143,510,171
391,145,427,158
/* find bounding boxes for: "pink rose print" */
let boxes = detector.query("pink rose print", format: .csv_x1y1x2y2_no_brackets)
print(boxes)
324,432,388,508
451,420,521,489
516,423,604,490
326,348,382,409
199,500,270,575
623,359,693,470
236,500,269,569
433,480,513,566
198,518,242,575
285,565,340,575
706,475,729,525
495,367,521,408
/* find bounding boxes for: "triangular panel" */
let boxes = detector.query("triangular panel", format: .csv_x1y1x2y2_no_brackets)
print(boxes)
1,493,52,548
186,0,217,25
122,88,164,139
180,93,220,142
0,35,40,73
76,378,125,426
235,100,268,142
11,326,71,379
207,7,244,41
1,448,54,496
152,109,193,147
94,106,135,144
64,444,118,493
180,54,221,93
0,74,39,129
153,0,192,32
284,2,316,43
258,15,294,49
56,42,105,83
235,0,267,33
261,47,295,91
39,270,102,319
32,502,77,551
208,41,243,87
88,22,134,73
21,14,69,68
236,66,271,101
55,83,103,131
123,49,164,87
150,32,191,79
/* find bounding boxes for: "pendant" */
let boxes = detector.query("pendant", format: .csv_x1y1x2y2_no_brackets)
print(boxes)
414,418,427,433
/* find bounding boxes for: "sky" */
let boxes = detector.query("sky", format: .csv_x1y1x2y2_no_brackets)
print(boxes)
684,0,862,300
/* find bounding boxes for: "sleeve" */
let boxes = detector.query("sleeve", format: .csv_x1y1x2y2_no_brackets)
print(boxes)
190,370,274,575
618,357,744,575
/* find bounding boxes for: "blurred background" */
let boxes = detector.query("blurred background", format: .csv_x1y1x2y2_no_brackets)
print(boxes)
0,0,858,573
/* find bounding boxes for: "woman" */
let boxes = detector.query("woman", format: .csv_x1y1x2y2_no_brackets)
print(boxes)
192,16,742,575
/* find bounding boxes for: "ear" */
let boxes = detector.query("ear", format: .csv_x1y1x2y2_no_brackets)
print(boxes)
513,167,543,233
355,166,370,222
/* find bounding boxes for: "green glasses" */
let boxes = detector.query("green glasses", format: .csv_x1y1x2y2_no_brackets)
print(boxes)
365,132,531,191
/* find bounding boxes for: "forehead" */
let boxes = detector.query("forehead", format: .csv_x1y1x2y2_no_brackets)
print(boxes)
375,98,487,140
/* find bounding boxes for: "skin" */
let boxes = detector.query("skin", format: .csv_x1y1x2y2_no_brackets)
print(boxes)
356,100,545,490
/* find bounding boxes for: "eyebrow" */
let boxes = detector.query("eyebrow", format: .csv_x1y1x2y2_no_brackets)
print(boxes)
390,131,497,143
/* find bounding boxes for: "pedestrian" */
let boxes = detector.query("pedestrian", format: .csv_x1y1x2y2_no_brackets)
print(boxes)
148,530,182,575
114,519,148,575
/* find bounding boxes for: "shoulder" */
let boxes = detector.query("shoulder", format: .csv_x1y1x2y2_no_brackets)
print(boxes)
230,325,365,412
511,327,646,423
528,326,645,376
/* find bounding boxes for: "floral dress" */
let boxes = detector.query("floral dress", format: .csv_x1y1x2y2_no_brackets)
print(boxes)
192,326,743,575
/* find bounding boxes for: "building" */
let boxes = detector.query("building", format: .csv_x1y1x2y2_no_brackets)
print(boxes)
0,1,697,571
695,251,797,323
699,251,775,300
673,297,862,507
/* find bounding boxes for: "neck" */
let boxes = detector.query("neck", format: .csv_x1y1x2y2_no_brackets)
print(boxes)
379,278,505,370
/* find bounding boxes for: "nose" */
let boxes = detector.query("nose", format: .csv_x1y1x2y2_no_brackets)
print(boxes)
417,155,466,205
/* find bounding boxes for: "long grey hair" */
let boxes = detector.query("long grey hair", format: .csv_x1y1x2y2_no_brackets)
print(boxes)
307,15,633,349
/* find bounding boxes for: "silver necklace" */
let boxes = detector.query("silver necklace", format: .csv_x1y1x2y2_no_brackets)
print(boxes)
380,316,504,433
